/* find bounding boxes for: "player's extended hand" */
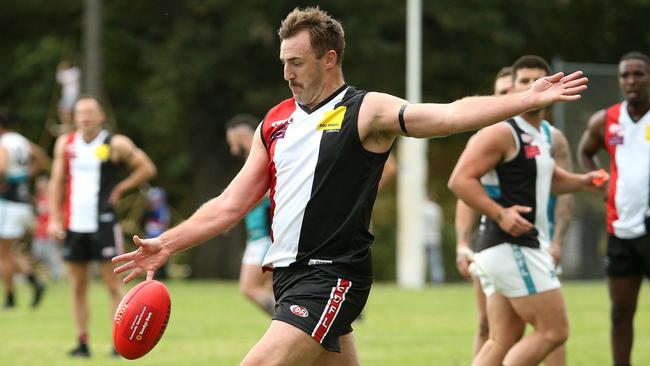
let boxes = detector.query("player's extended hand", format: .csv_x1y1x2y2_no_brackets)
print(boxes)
496,205,533,237
530,71,588,109
47,220,65,242
112,235,170,283
585,169,610,193
455,246,475,279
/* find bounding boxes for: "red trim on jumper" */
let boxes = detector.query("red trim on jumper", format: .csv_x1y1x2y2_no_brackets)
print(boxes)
311,278,351,343
63,132,76,230
604,103,622,234
261,98,297,244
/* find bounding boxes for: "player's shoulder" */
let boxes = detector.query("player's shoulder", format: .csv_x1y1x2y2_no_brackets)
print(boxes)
480,120,514,136
263,97,296,124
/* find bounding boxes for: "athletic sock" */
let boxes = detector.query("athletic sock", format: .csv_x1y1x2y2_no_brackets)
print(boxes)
69,334,90,357
4,292,15,308
29,276,45,307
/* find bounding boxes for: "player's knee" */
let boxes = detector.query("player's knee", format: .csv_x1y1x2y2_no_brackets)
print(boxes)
477,313,489,338
239,283,256,301
611,302,636,325
543,326,569,348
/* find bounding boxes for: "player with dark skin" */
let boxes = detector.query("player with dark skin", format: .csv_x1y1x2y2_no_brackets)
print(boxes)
578,52,650,366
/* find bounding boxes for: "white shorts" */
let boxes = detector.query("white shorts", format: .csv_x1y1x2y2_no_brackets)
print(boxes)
0,200,34,239
471,243,560,298
242,236,272,266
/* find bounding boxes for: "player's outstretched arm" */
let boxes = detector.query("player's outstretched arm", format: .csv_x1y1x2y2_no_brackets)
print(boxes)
551,166,608,195
113,127,270,283
363,71,587,141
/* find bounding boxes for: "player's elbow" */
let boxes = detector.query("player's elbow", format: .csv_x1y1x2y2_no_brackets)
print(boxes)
447,175,460,195
147,163,158,179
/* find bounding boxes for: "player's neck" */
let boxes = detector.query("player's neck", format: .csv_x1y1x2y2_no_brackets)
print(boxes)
303,74,345,110
520,110,543,129
626,99,650,121
80,128,102,142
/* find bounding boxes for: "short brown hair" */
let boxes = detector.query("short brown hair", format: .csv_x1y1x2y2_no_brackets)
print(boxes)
495,66,512,81
225,113,259,131
278,7,345,64
75,94,106,112
511,55,551,81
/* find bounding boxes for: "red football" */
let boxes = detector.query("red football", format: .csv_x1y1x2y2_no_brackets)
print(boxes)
113,280,171,359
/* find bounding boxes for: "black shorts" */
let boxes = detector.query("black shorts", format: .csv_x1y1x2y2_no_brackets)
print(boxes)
63,223,123,262
605,232,650,277
272,266,371,353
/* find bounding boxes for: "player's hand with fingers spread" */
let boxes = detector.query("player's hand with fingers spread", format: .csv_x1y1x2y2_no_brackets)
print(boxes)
496,205,533,237
113,235,171,283
530,71,589,109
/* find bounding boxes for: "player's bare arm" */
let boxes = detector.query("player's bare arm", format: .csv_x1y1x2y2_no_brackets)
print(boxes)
455,199,479,278
108,135,158,206
0,146,8,177
28,142,49,176
113,127,271,283
448,123,534,237
359,71,588,153
47,135,67,241
549,128,575,264
550,165,607,195
577,109,606,172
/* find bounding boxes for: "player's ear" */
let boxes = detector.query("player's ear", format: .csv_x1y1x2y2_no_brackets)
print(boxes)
324,50,338,69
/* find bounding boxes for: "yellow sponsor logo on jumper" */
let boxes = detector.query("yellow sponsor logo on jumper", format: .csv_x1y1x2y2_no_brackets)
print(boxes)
95,144,111,161
316,106,346,131
646,124,650,141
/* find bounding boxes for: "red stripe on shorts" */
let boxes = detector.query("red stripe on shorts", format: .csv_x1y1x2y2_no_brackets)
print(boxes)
311,278,351,343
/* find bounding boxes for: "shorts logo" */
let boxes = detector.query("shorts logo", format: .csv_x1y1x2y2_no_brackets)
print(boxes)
308,259,333,265
290,305,309,318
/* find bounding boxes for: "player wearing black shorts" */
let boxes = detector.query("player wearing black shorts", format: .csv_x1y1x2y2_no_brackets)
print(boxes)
49,96,157,357
113,7,587,366
578,52,650,366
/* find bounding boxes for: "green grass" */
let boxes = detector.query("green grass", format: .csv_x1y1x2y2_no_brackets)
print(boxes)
1,280,649,365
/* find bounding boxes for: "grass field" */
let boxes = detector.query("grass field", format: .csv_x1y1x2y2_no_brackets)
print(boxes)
1,280,649,365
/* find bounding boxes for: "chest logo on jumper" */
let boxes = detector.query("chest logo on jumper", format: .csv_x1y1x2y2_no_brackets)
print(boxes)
290,305,309,318
608,123,624,146
524,143,541,159
316,106,346,132
269,118,293,142
645,124,650,142
95,144,111,161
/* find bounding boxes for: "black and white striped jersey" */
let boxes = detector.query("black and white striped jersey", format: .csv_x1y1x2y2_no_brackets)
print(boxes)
478,117,555,251
260,85,389,282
